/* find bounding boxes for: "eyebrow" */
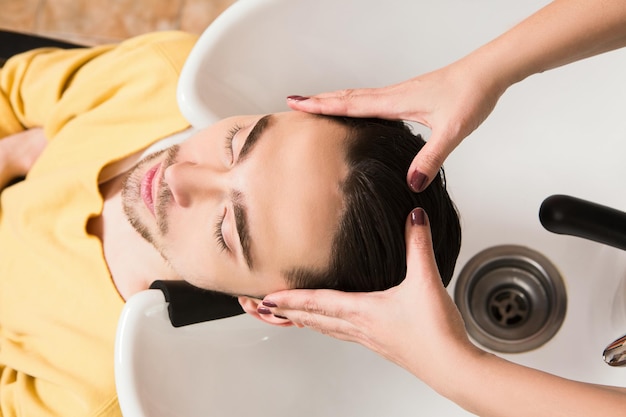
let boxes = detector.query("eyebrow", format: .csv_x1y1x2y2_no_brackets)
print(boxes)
231,114,273,270
237,114,272,163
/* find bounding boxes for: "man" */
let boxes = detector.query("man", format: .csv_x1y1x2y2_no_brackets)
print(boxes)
0,31,460,416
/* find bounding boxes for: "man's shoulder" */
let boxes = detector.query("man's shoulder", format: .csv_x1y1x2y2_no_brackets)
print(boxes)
117,31,198,54
109,31,198,76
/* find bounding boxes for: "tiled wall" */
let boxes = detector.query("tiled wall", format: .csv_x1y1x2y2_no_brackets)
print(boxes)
0,0,236,45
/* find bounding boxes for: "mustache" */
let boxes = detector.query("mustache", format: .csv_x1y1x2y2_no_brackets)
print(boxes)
121,144,181,246
154,145,180,235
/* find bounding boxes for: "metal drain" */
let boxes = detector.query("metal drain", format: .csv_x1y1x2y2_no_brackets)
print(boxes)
488,286,530,327
454,245,567,353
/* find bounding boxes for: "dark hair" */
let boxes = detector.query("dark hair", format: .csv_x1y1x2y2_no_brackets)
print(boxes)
285,116,461,291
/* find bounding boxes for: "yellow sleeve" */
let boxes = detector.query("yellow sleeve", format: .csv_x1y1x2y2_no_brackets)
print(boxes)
0,31,197,139
0,44,112,136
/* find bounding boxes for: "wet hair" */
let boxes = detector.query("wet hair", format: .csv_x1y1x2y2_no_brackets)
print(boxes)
285,116,461,291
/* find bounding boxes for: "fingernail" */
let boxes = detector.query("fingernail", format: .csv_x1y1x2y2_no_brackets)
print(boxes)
257,307,272,315
262,300,277,307
409,170,429,192
287,95,310,102
274,314,288,320
411,208,426,226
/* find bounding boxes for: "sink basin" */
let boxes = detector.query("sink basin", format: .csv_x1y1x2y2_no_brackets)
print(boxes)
116,0,626,415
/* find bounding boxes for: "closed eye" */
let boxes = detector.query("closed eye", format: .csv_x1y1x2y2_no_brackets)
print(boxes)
215,122,247,255
214,211,229,253
213,115,271,269
224,124,243,163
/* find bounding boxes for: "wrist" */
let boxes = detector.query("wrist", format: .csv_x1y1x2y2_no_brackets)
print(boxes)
0,128,47,188
427,341,490,399
0,140,17,190
460,43,522,100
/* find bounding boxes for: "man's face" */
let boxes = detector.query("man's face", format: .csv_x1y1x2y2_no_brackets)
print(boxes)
122,111,348,298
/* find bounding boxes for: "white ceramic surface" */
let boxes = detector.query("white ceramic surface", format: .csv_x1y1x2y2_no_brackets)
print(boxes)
116,0,626,415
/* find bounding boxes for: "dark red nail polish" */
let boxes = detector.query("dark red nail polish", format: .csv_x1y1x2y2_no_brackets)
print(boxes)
409,170,429,192
287,95,310,101
411,208,426,226
262,300,277,307
257,307,272,315
274,315,288,320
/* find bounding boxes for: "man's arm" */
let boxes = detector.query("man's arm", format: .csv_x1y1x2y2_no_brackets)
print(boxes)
0,128,46,190
0,44,114,137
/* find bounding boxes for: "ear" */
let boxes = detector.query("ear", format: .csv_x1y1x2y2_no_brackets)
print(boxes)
237,296,294,327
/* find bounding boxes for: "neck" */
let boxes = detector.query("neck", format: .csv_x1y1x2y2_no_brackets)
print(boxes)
88,173,177,301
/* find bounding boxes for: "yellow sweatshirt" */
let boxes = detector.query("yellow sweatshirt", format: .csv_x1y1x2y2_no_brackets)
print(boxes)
0,31,196,416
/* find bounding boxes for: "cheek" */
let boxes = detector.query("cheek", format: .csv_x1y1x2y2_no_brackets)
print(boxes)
158,215,215,280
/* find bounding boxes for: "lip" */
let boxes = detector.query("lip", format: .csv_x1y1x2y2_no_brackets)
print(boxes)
141,163,161,216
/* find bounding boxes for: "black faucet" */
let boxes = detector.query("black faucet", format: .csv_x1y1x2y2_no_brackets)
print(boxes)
540,194,626,366
540,194,626,251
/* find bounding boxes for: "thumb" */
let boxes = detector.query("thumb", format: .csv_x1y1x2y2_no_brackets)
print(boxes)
404,208,442,288
286,88,399,119
407,130,455,192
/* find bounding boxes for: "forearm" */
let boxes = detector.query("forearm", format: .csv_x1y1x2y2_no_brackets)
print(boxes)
0,128,47,189
429,348,626,417
461,0,626,92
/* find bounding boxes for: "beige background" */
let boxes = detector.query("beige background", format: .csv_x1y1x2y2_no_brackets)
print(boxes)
0,0,236,45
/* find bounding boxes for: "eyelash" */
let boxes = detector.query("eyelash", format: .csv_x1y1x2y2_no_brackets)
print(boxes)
214,212,229,253
225,123,243,161
214,123,243,254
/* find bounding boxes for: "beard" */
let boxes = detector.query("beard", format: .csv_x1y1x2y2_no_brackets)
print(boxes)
121,145,180,251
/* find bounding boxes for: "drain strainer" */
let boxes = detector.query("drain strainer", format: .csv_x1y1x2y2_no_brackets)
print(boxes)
454,245,567,353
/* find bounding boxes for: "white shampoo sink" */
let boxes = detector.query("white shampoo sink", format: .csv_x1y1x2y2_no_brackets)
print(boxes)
116,0,626,415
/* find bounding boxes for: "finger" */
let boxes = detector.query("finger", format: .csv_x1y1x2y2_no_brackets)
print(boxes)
286,88,400,119
407,131,455,192
262,288,358,319
404,208,442,287
261,289,367,341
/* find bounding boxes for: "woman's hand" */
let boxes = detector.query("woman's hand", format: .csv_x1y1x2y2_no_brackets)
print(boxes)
287,0,626,193
261,208,478,386
0,128,47,190
287,60,506,192
262,208,626,417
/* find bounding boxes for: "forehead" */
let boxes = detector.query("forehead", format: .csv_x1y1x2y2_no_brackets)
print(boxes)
243,112,349,278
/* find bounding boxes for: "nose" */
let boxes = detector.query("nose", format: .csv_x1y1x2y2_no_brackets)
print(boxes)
163,161,227,207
